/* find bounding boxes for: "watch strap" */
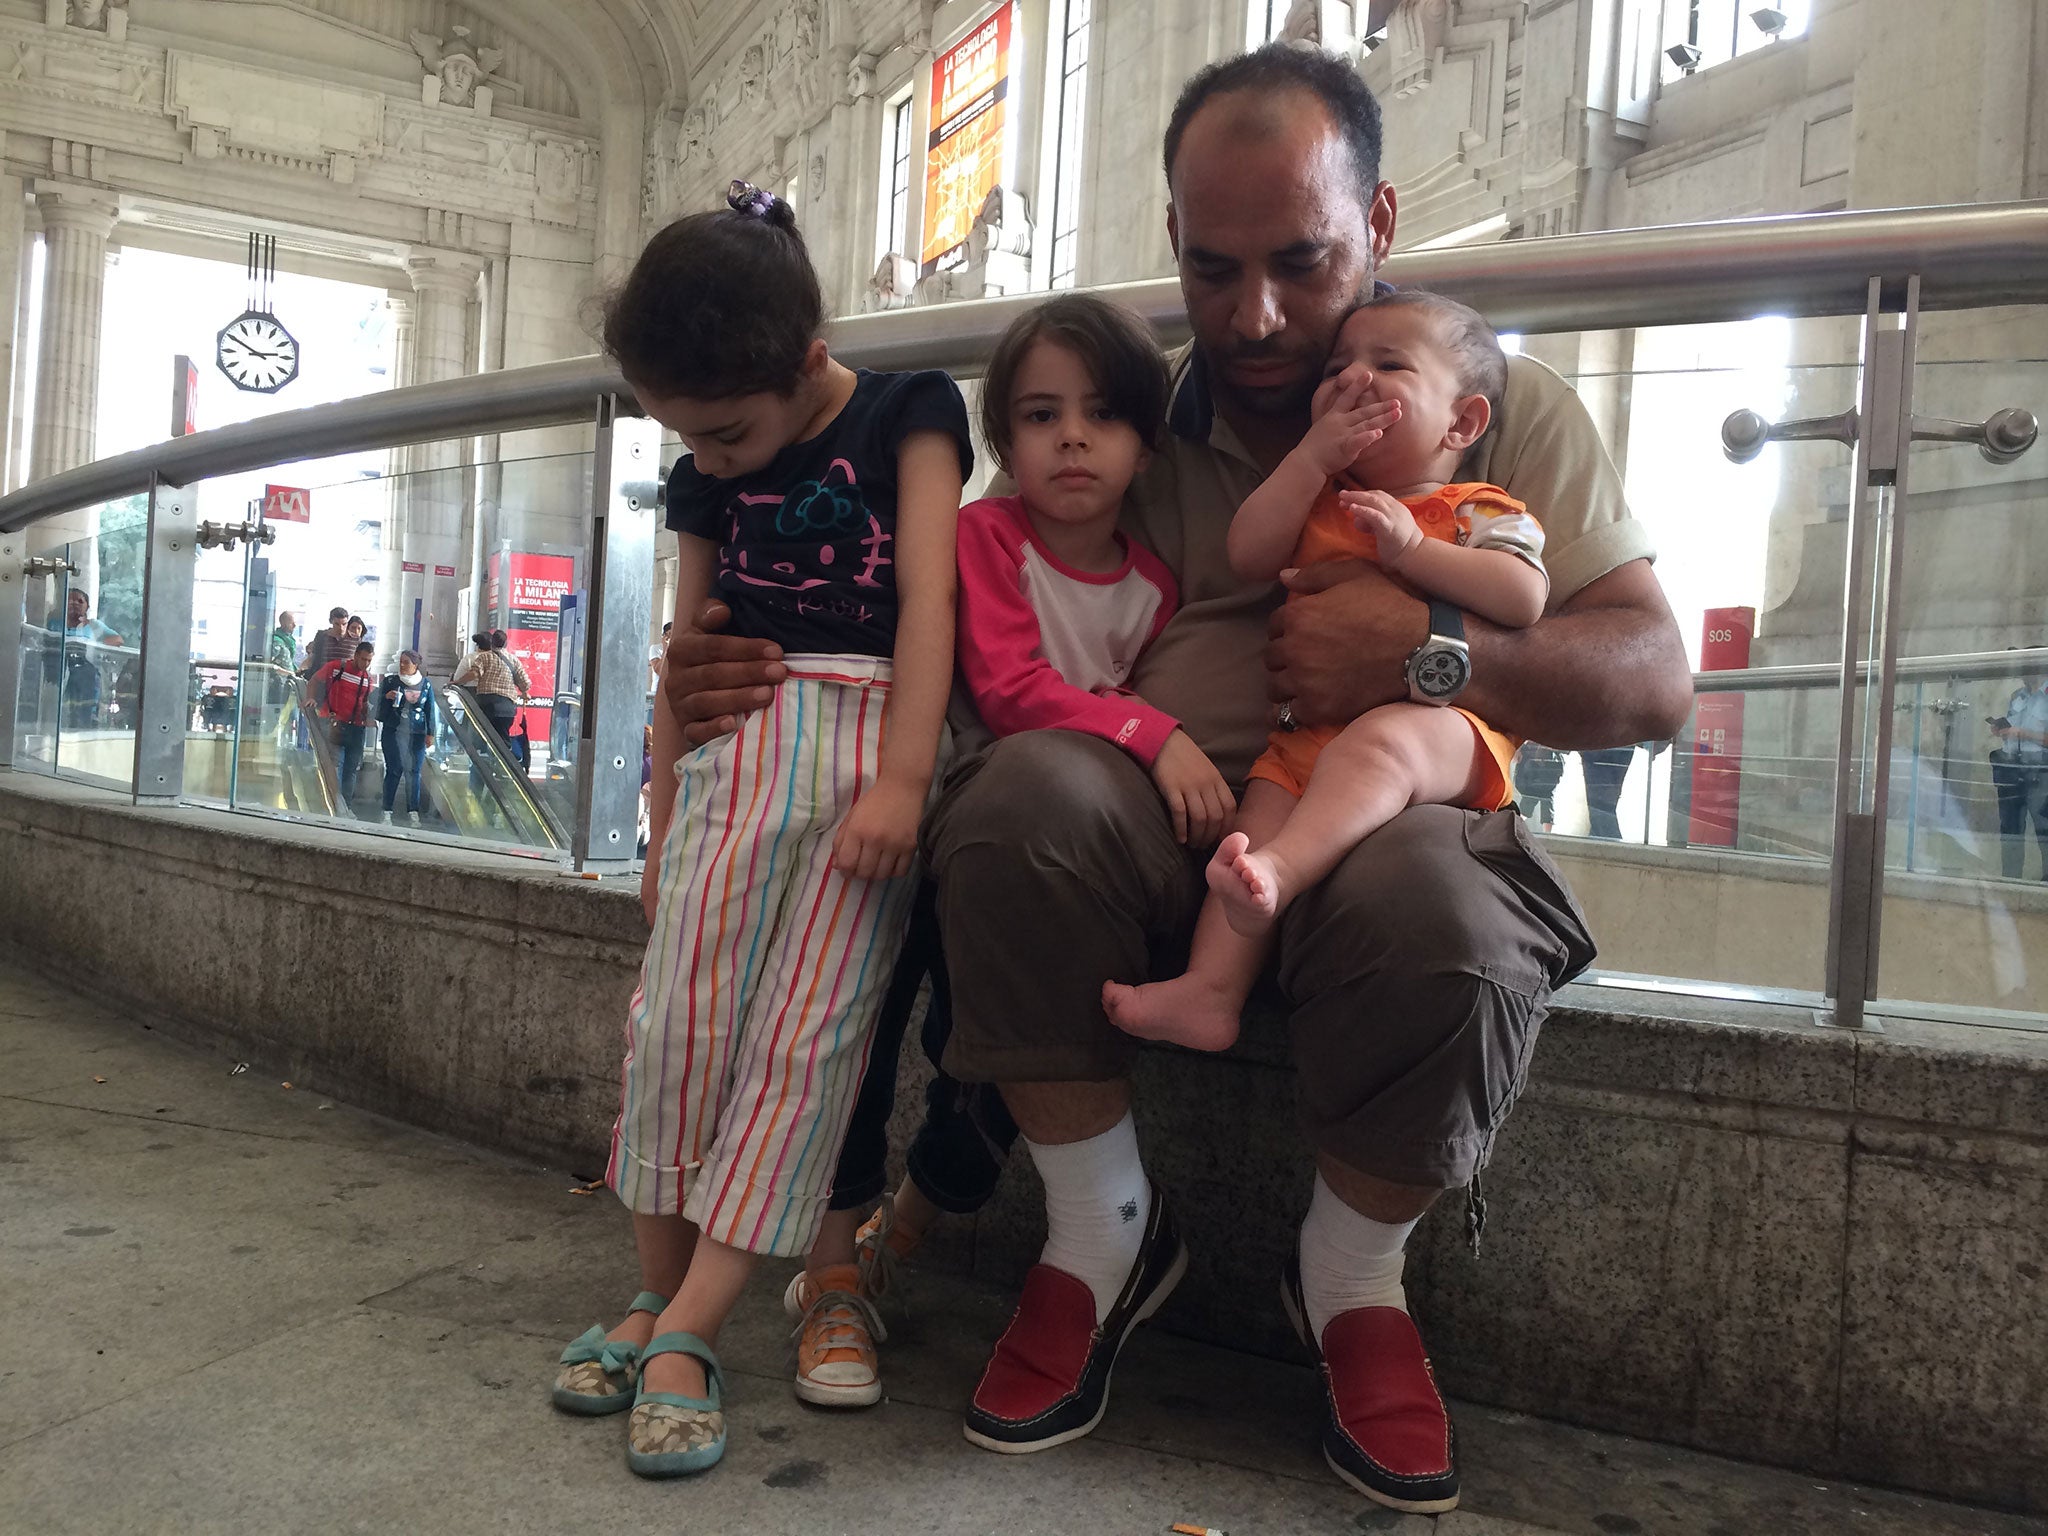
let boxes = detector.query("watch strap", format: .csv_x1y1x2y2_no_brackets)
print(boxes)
1428,599,1465,644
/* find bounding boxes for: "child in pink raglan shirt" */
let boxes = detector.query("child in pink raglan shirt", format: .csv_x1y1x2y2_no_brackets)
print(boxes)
955,293,1235,846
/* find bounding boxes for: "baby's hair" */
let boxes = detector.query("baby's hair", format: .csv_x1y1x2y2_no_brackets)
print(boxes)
1357,289,1508,420
602,182,823,402
979,294,1169,474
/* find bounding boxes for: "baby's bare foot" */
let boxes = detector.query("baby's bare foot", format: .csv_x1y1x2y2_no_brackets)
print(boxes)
1206,834,1284,937
1102,975,1243,1052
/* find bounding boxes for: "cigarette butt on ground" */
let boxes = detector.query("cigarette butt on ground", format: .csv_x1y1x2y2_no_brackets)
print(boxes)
568,1179,606,1196
1171,1525,1226,1535
561,870,601,880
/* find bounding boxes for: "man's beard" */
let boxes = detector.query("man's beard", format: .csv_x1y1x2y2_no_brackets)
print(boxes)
1206,345,1321,419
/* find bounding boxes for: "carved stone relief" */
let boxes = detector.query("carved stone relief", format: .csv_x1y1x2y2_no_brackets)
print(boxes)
1385,0,1451,98
411,26,505,113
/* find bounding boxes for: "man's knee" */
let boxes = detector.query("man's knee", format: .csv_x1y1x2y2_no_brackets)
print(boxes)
928,731,1170,889
1279,804,1594,1002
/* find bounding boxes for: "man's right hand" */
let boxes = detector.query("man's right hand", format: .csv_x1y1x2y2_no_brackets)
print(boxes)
662,600,786,749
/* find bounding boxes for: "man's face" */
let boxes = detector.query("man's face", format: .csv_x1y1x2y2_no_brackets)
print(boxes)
66,591,88,625
1167,90,1395,421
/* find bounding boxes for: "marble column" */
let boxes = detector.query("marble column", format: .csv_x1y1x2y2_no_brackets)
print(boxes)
29,182,118,485
386,251,482,677
1,175,27,495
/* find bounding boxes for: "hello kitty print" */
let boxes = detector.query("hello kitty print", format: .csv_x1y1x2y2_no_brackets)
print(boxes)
664,369,973,660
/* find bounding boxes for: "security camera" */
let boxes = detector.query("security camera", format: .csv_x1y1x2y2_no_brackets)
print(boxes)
1665,42,1703,72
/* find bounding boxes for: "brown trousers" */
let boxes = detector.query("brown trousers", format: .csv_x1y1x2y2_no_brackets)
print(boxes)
925,731,1597,1187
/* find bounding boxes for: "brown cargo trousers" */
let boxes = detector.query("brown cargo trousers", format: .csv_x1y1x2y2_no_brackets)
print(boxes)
925,731,1597,1187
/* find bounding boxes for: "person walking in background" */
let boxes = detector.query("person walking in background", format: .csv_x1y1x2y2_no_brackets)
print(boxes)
453,630,527,748
1991,674,2048,880
377,649,436,828
268,611,298,671
301,607,351,683
488,630,532,702
1580,745,1637,840
1514,743,1566,831
315,640,378,812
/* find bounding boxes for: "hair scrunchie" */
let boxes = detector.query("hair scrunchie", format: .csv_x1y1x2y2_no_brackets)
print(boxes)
726,179,778,219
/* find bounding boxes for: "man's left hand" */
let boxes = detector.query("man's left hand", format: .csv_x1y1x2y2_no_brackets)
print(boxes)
1266,560,1428,728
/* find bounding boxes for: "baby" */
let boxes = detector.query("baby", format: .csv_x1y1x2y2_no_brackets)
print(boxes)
1104,290,1547,1049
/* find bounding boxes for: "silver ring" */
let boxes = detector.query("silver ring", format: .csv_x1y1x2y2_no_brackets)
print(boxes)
1277,702,1300,733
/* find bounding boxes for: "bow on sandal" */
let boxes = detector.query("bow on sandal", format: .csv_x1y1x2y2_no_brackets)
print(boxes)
551,1290,670,1415
626,1332,728,1477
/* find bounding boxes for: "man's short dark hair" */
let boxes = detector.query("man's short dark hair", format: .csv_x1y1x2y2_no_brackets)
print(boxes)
1164,43,1384,204
979,293,1169,475
1362,289,1508,419
328,606,348,623
353,641,375,657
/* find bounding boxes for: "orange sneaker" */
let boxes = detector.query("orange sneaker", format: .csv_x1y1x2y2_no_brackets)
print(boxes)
793,1263,886,1408
856,1193,924,1299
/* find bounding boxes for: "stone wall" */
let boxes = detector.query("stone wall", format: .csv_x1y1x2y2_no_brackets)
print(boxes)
2,767,2044,1513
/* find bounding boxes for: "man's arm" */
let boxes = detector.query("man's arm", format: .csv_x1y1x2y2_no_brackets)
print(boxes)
1269,556,1693,750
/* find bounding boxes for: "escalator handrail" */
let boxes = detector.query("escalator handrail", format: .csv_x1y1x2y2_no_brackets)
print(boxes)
440,683,569,847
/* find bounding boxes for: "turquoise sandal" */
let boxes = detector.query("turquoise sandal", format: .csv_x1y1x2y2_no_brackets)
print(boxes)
551,1290,670,1415
625,1332,728,1477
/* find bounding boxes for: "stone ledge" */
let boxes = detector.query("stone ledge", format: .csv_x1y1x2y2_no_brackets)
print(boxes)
1,769,2043,1514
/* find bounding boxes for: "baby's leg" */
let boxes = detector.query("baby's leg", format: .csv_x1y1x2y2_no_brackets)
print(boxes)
1220,704,1488,934
1102,781,1294,1051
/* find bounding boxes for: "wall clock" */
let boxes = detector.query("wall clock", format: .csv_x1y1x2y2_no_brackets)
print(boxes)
217,233,300,394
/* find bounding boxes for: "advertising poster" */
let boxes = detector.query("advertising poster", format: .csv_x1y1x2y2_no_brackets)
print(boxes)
920,4,1015,276
488,548,576,745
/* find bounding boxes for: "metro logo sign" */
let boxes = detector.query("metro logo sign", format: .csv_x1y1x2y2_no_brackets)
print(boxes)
260,484,311,524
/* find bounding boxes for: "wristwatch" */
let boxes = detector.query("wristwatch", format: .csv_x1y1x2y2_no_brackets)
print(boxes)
1406,600,1471,706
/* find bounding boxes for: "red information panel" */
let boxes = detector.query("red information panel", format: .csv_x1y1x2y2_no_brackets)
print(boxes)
489,549,575,741
1689,606,1755,847
920,4,1014,276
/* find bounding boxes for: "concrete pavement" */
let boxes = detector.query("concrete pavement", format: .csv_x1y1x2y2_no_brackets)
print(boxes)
2,953,2041,1536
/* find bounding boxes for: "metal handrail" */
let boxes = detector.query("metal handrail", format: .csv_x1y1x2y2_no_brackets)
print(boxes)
1692,646,2048,694
4,200,2046,534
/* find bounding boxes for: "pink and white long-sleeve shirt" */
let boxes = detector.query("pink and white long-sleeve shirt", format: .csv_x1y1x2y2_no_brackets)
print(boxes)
954,495,1180,766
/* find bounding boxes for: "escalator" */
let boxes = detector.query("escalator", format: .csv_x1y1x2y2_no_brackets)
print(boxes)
421,684,566,850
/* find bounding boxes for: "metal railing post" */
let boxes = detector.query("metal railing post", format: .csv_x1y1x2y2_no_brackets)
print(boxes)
573,396,659,872
0,531,22,770
133,475,197,803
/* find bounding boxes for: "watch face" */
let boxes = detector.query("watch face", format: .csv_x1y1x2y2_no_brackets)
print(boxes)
216,311,300,394
1412,643,1470,700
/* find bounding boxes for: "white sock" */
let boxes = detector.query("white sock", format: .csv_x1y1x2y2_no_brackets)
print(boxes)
1298,1174,1417,1343
1026,1113,1152,1323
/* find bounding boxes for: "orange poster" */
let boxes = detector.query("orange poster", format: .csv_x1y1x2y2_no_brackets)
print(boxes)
920,4,1015,276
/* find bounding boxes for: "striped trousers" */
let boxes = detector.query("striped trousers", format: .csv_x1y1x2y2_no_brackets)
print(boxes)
606,656,921,1258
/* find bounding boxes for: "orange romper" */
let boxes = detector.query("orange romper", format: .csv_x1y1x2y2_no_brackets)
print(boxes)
1248,479,1545,812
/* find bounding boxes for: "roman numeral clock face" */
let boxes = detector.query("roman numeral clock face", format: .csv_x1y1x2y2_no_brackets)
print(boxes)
216,311,300,393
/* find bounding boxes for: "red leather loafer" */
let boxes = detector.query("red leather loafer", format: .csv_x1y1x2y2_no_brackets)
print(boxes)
964,1187,1186,1454
1283,1256,1459,1513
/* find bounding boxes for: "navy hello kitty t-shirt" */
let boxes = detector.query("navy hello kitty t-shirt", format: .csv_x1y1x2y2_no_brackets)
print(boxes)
664,369,973,659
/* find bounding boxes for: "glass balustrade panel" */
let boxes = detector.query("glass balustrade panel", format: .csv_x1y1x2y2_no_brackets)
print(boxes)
200,438,593,860
1874,312,2047,1025
1509,320,1864,995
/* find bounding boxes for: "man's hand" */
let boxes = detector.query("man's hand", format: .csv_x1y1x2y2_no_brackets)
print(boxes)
1266,561,1426,728
662,600,787,749
1340,488,1424,568
1150,728,1235,847
832,776,924,881
1296,381,1401,479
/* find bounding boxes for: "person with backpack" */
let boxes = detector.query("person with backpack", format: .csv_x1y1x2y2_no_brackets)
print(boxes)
376,649,437,828
314,641,378,811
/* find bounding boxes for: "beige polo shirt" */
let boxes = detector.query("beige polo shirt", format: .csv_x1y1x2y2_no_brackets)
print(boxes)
1122,344,1655,784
